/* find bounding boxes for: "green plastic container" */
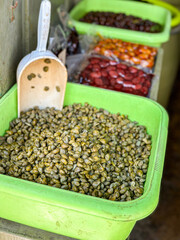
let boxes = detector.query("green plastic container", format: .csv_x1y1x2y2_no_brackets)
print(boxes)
0,83,168,240
109,0,180,27
69,0,171,47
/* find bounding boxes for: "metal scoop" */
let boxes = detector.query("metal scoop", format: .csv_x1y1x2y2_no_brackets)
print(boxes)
17,0,67,116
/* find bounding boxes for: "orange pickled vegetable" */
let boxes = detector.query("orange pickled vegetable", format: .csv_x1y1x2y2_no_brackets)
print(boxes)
93,38,158,68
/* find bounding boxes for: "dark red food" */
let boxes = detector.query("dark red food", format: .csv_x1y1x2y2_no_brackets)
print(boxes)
90,72,102,78
80,11,162,33
67,27,80,56
78,57,154,97
109,71,118,78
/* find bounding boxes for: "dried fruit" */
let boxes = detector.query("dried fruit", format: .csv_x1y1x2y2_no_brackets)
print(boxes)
78,57,153,96
80,11,162,33
93,38,157,68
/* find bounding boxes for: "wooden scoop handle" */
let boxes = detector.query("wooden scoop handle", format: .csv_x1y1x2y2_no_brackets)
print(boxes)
36,0,51,52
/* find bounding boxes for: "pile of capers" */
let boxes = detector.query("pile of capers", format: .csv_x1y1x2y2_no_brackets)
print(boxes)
0,103,151,201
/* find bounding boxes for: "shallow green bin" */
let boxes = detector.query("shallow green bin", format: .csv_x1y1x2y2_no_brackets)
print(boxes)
69,0,171,47
0,83,168,240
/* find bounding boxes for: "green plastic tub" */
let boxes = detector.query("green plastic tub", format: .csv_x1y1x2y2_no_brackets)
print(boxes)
0,83,168,240
69,0,171,47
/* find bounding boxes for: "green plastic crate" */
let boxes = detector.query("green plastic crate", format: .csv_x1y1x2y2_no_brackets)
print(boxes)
0,83,168,240
69,0,171,47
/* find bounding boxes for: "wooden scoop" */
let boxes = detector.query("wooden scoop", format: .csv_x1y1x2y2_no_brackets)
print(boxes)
17,0,67,117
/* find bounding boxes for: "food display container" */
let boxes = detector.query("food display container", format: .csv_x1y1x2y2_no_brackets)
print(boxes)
0,83,168,240
67,48,163,101
92,38,158,69
69,0,171,47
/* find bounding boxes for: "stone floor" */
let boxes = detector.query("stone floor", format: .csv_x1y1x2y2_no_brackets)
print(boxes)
130,71,180,240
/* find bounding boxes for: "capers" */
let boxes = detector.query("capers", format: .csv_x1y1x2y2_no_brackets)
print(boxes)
43,66,49,72
44,86,49,91
31,73,36,78
56,86,61,92
44,59,51,64
27,73,36,80
27,75,32,81
0,103,151,201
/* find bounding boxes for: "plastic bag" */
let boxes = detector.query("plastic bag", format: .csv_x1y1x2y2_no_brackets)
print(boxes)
48,25,67,56
79,34,158,72
57,5,81,56
67,53,154,97
48,6,81,61
66,53,87,78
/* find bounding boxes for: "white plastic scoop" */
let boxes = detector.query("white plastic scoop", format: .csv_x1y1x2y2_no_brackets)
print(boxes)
17,0,67,117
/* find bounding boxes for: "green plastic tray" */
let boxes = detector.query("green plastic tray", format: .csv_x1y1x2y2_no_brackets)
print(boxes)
106,0,180,27
0,83,168,240
69,0,171,47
